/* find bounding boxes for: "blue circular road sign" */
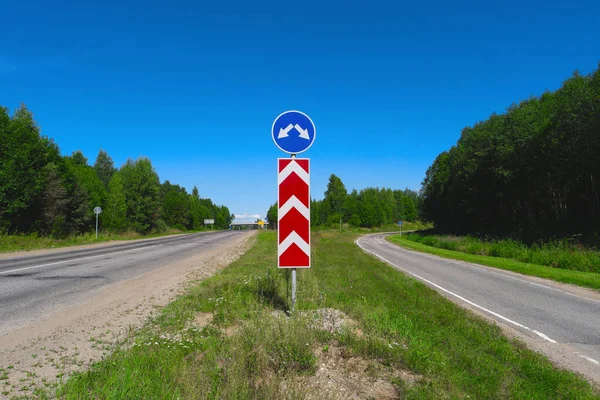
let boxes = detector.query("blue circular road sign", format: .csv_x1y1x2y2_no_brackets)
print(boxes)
272,110,316,154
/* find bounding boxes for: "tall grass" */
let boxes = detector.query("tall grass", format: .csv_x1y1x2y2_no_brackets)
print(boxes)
313,220,433,234
405,233,600,273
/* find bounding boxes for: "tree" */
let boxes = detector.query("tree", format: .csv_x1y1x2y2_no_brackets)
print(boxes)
267,202,278,229
0,106,13,232
188,186,203,230
120,158,161,233
70,150,88,166
0,103,237,238
310,199,321,228
0,104,62,233
402,196,417,221
324,174,347,219
66,154,107,228
104,172,128,231
358,189,379,227
160,181,190,229
39,163,69,237
94,149,116,189
344,189,360,225
420,66,600,240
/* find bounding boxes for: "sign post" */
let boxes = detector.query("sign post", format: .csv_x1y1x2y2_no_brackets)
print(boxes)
204,219,215,230
272,110,316,312
94,207,102,239
397,221,403,237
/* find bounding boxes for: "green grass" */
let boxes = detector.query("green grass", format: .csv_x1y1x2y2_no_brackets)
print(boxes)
388,235,600,290
401,233,600,273
54,231,598,399
0,229,214,254
314,220,433,234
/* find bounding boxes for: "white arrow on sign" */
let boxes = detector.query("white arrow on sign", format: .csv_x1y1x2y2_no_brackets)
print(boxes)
278,160,310,185
278,124,310,140
279,196,310,220
278,231,310,257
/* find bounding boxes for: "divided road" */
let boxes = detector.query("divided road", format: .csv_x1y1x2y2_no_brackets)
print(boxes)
357,233,600,384
0,231,244,335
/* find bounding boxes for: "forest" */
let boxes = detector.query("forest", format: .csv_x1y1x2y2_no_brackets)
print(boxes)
420,65,600,242
0,104,233,237
267,174,421,229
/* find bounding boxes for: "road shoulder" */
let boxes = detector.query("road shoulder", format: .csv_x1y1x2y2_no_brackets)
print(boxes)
0,231,256,397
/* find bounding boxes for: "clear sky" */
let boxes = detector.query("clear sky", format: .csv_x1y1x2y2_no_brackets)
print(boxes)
2,0,599,221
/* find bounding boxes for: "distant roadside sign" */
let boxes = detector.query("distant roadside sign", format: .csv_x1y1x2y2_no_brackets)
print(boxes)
258,220,265,226
204,219,215,224
94,206,102,239
397,221,402,226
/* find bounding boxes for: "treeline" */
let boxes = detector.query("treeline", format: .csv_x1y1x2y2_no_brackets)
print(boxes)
267,174,421,228
0,104,233,237
421,65,600,241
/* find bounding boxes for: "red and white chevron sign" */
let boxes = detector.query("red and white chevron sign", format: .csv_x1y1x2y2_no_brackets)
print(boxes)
278,158,310,268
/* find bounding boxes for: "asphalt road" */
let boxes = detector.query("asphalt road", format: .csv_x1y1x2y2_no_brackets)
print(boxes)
0,231,244,335
357,233,600,383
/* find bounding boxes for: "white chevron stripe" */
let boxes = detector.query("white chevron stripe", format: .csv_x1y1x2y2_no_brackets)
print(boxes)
278,196,310,220
278,231,310,256
278,160,309,185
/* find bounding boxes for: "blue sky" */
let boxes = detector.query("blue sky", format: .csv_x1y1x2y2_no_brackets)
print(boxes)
2,0,599,221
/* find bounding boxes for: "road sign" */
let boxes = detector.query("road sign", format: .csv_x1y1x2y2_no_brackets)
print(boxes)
94,206,102,239
204,219,215,224
278,158,310,268
272,110,316,155
258,220,265,226
397,221,402,226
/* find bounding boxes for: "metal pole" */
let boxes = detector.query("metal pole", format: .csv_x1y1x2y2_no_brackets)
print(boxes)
291,268,296,312
291,153,297,313
95,214,99,239
400,223,402,237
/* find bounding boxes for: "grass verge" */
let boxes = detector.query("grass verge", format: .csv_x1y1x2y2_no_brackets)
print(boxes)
53,231,598,399
0,229,214,254
388,235,600,290
314,220,433,234
401,232,600,273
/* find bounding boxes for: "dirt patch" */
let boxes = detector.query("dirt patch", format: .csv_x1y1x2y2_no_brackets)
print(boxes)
275,309,420,399
282,343,422,400
192,312,213,329
0,232,256,398
302,308,359,335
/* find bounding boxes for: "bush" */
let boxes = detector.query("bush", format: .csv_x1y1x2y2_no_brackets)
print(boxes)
172,223,187,232
154,219,168,233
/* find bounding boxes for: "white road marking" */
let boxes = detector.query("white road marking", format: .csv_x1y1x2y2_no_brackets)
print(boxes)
355,237,557,343
576,353,600,366
0,246,158,276
532,330,557,343
382,236,600,304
